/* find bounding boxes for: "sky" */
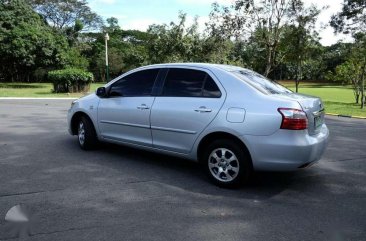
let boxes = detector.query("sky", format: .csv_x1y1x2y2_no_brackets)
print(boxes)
87,0,351,46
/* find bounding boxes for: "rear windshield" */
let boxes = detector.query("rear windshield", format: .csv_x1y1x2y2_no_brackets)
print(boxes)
233,70,292,95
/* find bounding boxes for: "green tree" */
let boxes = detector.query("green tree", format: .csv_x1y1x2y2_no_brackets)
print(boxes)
209,0,303,77
30,0,102,31
331,0,366,108
351,33,366,108
330,0,366,34
147,13,197,63
65,19,84,46
233,31,269,73
106,17,120,32
323,42,352,80
281,2,321,92
0,0,69,82
147,12,231,65
333,59,362,104
329,34,366,106
86,18,151,81
63,46,89,70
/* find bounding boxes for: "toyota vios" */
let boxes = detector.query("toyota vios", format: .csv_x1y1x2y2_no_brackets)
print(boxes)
68,63,329,187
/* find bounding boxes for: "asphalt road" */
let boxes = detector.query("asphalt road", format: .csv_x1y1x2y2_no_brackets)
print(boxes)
0,99,365,241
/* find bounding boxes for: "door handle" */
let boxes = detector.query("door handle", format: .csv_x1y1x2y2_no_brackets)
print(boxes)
137,104,149,110
194,106,212,113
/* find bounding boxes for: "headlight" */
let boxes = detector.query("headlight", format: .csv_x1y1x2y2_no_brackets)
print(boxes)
70,100,77,108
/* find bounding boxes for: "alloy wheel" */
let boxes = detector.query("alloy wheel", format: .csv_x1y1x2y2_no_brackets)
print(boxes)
78,122,85,146
208,148,240,182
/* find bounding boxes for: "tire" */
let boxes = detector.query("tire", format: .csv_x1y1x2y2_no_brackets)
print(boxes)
202,139,252,188
77,116,98,150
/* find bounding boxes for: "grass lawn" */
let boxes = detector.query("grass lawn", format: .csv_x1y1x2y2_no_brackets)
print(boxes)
0,81,365,117
280,81,365,118
0,82,105,98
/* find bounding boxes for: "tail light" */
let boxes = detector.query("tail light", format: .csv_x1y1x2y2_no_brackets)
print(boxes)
278,108,308,130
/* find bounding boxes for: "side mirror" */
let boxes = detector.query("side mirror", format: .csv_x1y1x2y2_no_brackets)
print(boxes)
96,87,107,98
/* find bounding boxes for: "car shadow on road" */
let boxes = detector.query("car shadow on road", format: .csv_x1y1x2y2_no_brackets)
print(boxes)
79,140,323,201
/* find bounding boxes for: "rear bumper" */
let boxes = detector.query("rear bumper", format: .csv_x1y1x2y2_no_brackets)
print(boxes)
241,124,329,171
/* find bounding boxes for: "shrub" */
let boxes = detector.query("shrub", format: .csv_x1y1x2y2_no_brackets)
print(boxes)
48,68,94,93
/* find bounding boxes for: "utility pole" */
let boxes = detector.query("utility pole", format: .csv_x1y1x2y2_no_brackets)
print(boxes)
105,33,110,82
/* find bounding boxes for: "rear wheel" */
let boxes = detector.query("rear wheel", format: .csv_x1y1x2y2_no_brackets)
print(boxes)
77,116,98,150
203,139,252,188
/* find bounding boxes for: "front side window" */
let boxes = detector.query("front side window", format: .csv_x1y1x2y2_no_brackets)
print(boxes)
109,69,159,97
162,68,221,98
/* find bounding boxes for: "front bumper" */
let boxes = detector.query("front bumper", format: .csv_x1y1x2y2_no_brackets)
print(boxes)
242,124,329,171
67,108,74,135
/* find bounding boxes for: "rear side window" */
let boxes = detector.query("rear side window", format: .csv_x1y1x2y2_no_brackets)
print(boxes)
162,68,221,98
109,69,159,97
203,75,221,98
233,70,292,95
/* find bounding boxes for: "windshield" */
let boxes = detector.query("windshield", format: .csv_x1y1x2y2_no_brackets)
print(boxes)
233,70,292,95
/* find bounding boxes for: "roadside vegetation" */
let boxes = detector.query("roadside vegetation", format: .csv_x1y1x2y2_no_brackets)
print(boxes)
0,0,365,114
0,83,104,98
282,82,366,117
1,81,365,117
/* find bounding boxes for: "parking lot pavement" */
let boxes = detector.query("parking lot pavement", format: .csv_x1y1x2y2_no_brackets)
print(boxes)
0,99,365,241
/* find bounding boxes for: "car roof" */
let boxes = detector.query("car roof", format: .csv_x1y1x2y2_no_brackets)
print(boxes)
105,63,255,87
140,63,252,73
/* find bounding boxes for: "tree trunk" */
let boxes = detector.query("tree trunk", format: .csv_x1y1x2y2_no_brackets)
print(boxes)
280,65,283,81
361,75,365,109
295,60,302,93
361,61,365,109
295,80,299,93
353,79,360,104
361,89,364,109
264,47,273,77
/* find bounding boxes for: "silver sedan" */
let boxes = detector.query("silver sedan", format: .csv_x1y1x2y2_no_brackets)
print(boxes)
68,63,329,187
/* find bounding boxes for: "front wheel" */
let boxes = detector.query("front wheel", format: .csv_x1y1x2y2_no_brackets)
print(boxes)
77,116,98,150
203,139,252,188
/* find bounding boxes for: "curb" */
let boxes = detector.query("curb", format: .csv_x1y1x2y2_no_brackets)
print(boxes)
1,98,366,119
0,97,77,100
326,113,366,120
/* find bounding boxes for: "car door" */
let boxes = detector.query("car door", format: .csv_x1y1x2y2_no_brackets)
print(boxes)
150,67,225,154
98,68,159,146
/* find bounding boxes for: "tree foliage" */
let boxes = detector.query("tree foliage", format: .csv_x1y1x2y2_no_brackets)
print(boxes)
1,0,366,110
331,0,366,108
209,0,305,76
331,0,366,34
0,0,69,82
333,60,362,103
147,13,202,63
280,2,321,91
29,0,102,31
84,18,152,81
146,13,239,66
329,34,366,107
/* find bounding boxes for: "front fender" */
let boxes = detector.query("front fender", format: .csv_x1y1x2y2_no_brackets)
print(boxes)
68,94,100,136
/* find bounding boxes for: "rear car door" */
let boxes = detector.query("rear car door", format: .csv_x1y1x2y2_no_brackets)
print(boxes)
150,67,225,153
98,68,159,146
